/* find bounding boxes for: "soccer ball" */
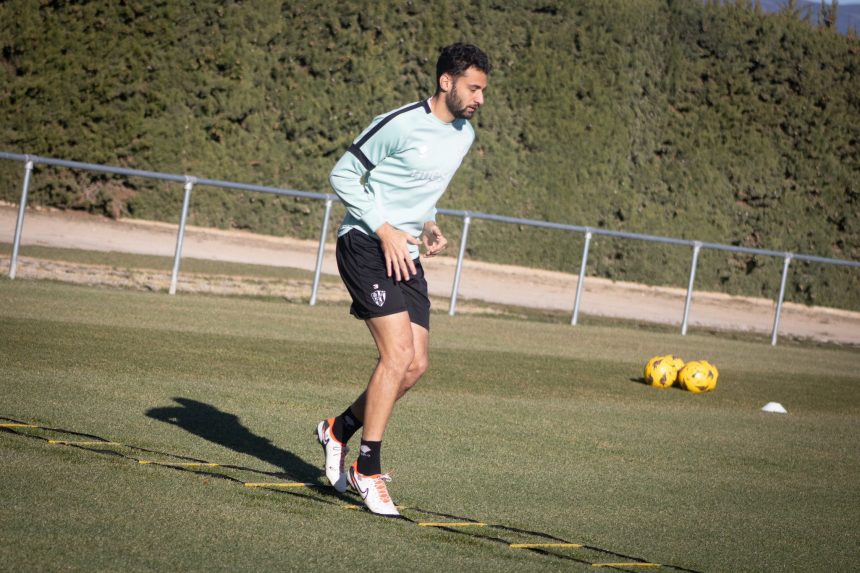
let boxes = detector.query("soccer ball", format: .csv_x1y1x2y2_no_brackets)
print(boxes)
667,355,685,372
644,355,683,389
700,360,719,385
678,361,718,393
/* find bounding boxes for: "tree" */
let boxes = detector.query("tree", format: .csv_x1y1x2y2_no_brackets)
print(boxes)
820,0,839,30
779,0,813,21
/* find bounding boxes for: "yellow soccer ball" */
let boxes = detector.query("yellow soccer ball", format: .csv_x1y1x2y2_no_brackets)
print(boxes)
644,355,682,389
679,361,718,393
700,360,719,385
667,355,685,372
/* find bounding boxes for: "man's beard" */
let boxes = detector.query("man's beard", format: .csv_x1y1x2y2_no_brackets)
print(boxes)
446,84,477,119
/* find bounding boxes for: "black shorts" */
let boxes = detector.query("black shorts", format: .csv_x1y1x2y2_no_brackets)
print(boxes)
336,229,431,331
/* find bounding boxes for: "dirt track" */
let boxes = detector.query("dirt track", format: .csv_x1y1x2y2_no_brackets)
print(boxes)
2,204,859,346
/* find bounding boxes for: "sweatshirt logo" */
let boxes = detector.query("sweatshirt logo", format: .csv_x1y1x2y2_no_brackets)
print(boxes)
410,169,444,182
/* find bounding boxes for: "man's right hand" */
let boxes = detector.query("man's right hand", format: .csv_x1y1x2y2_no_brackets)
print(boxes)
376,223,420,282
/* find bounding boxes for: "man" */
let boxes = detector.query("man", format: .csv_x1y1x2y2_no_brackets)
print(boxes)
316,43,491,516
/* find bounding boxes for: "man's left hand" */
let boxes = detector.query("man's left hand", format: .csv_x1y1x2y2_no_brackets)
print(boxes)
422,222,448,257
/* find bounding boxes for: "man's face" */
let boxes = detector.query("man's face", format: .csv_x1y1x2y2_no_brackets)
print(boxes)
445,67,488,120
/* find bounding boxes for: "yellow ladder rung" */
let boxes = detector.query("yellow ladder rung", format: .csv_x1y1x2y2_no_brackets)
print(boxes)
418,522,487,528
592,564,661,568
48,440,120,446
511,543,583,548
243,482,310,488
138,461,219,467
341,504,410,510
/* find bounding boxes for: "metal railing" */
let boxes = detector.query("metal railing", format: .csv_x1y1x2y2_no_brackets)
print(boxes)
3,150,859,345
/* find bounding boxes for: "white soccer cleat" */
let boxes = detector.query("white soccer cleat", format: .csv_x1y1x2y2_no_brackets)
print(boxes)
347,461,400,517
316,418,348,493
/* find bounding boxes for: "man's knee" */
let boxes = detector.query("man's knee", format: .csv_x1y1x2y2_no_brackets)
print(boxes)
409,354,429,379
381,340,415,376
400,354,428,394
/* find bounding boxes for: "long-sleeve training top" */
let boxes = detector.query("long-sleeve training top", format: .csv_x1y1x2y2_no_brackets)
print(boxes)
329,98,475,259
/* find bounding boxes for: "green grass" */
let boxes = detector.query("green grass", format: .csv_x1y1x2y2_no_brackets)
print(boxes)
3,241,852,350
0,242,342,283
1,278,859,572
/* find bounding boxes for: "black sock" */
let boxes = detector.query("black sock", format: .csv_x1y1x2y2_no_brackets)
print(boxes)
357,439,382,476
331,406,362,444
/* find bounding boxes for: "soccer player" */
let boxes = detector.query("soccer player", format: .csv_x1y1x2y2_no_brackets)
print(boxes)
316,43,491,516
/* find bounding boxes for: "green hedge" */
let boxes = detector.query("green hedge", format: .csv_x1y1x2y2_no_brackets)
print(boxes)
1,0,857,309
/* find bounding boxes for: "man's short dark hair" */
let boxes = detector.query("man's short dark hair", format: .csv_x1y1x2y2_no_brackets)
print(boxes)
435,43,491,93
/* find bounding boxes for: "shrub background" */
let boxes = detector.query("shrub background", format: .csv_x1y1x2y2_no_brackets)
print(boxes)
1,0,858,309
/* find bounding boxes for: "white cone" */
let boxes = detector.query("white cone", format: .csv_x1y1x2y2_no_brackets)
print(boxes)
761,402,788,414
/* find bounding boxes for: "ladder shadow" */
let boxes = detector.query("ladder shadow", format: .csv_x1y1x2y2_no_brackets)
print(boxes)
145,397,320,483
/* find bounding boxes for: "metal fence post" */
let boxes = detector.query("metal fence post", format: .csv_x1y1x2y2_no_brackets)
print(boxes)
571,230,592,325
169,178,195,295
9,159,34,279
309,197,333,306
771,254,792,346
681,241,702,336
448,214,472,316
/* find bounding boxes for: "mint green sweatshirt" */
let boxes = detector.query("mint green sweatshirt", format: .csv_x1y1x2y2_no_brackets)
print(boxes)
329,98,475,259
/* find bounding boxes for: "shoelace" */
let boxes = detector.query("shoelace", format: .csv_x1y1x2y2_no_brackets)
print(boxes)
373,473,393,503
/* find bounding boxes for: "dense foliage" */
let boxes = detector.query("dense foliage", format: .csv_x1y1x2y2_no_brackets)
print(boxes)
1,0,858,309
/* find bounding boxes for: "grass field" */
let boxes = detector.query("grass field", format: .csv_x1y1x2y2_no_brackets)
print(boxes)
2,275,859,572
0,242,344,283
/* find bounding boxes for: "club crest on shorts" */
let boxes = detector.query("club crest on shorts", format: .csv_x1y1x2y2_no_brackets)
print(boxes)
370,284,386,307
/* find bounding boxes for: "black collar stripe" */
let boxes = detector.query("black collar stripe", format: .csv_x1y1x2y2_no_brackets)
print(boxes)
347,143,375,171
349,100,432,170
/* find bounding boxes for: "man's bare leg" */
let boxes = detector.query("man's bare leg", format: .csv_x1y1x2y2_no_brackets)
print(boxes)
318,315,429,514
359,312,420,440
336,312,425,516
347,321,429,430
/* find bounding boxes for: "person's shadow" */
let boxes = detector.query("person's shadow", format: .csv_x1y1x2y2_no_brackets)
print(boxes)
146,397,320,483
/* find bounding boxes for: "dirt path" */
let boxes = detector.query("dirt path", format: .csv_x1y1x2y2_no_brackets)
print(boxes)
2,204,858,346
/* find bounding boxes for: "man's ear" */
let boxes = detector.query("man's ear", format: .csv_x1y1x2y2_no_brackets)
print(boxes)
439,72,452,93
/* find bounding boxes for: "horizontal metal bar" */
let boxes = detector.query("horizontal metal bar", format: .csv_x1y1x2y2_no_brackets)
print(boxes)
586,226,693,247
0,151,330,201
439,208,860,267
696,241,789,259
193,176,331,201
792,252,860,268
699,242,858,268
442,208,694,247
441,208,591,234
3,150,858,269
436,208,470,218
